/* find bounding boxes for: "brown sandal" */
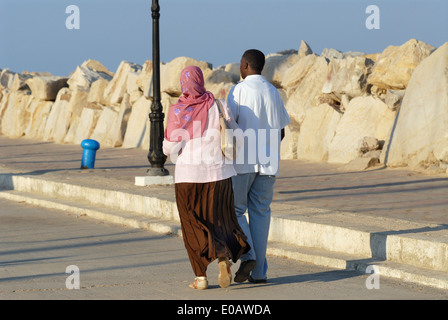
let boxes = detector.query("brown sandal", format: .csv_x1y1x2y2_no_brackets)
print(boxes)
218,258,232,288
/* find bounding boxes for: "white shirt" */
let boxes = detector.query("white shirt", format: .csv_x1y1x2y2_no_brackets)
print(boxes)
227,74,290,176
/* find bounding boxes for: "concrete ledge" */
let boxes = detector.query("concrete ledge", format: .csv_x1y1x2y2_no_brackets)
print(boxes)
269,215,448,273
269,216,373,257
0,173,179,222
268,242,448,290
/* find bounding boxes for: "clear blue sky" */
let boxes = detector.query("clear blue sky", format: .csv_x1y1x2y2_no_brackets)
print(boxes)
0,0,447,76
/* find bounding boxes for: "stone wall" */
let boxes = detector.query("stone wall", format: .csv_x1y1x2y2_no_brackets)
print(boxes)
1,39,447,174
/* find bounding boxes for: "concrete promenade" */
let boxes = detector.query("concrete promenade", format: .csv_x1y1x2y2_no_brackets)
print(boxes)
0,135,447,291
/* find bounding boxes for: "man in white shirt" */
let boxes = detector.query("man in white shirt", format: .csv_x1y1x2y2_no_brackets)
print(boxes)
227,49,290,283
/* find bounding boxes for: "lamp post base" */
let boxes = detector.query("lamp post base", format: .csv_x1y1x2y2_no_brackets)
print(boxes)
135,168,173,186
146,167,169,176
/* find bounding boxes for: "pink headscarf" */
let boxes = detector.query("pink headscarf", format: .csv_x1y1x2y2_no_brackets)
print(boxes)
164,66,215,142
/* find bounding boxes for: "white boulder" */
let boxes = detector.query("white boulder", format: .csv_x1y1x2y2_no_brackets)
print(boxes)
297,103,343,162
0,91,33,137
68,60,113,91
298,40,313,58
43,88,89,143
281,54,319,93
285,56,329,126
262,50,300,88
24,99,54,139
10,73,33,92
384,42,448,169
322,56,373,98
136,60,153,98
69,105,103,145
0,69,16,90
103,61,142,106
161,57,212,96
26,76,68,101
90,93,132,147
122,95,151,148
367,39,435,90
328,96,397,163
87,78,110,105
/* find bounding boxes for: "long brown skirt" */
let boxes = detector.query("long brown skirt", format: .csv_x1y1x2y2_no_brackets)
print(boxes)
175,178,250,277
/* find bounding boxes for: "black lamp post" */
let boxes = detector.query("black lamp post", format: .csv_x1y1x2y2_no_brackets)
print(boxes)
147,0,169,176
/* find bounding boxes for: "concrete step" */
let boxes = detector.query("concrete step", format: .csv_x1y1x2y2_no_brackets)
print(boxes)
268,241,448,290
269,207,448,274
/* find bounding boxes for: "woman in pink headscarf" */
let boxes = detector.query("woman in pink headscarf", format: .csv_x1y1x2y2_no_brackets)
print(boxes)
163,66,249,290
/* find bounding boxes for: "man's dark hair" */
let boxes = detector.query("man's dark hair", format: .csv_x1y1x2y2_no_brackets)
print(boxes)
242,49,265,73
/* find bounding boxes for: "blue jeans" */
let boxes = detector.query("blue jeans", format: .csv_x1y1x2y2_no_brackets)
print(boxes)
232,173,276,280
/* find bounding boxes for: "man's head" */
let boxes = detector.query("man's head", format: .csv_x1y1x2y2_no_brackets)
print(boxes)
240,49,265,79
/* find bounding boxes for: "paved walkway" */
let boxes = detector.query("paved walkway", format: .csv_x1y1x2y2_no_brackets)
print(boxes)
2,198,446,300
1,135,447,290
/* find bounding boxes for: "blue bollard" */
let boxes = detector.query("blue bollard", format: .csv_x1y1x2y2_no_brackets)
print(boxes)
80,139,100,169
